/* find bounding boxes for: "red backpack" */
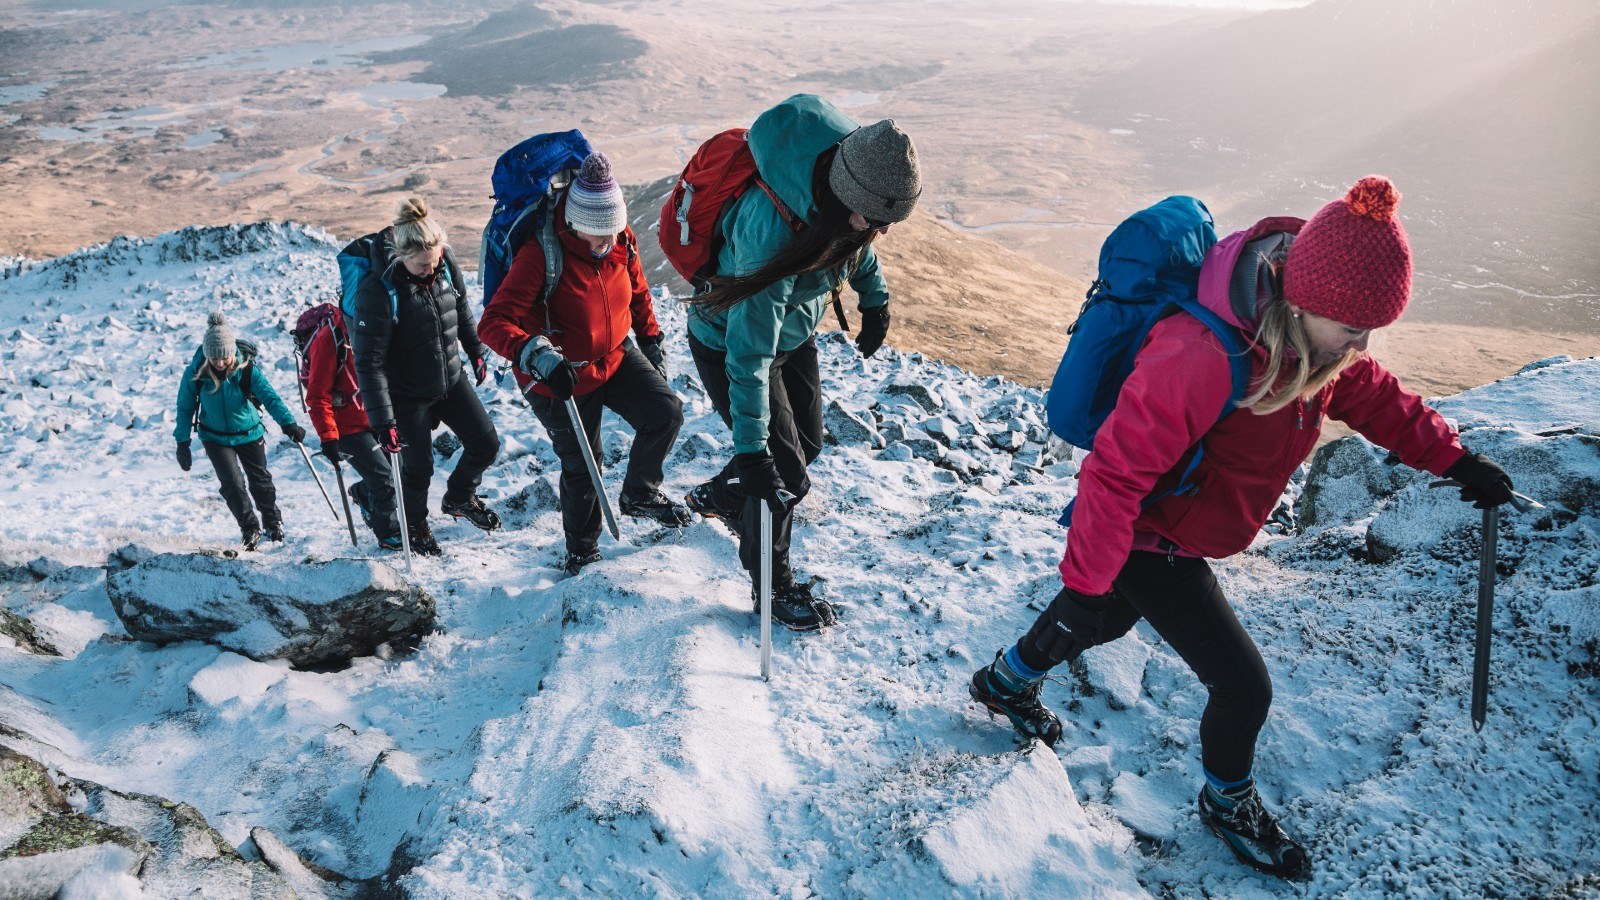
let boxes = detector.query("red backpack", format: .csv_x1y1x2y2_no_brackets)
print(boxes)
290,303,355,410
658,128,803,288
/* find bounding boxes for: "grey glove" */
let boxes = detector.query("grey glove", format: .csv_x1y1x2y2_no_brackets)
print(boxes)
519,336,577,400
639,335,667,380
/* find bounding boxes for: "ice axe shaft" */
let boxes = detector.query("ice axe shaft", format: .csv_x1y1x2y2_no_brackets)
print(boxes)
296,443,340,522
566,395,620,541
1472,505,1497,732
388,448,412,573
757,489,796,682
326,455,359,548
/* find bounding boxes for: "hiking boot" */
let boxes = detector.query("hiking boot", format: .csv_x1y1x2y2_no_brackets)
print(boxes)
969,650,1063,747
264,524,285,543
562,549,601,576
241,527,262,552
752,578,836,632
350,481,376,531
376,533,405,552
442,494,501,531
1197,783,1310,881
685,481,741,522
409,520,443,556
620,490,692,527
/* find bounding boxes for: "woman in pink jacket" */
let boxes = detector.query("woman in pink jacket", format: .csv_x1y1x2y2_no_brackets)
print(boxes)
968,177,1514,880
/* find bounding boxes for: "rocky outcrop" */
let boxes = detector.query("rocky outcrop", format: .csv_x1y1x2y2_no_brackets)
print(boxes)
105,551,435,669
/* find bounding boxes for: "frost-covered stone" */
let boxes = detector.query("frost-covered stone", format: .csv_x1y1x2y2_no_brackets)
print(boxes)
880,379,943,414
920,416,959,447
433,432,462,460
823,400,883,448
105,553,435,668
672,431,722,462
1299,435,1413,530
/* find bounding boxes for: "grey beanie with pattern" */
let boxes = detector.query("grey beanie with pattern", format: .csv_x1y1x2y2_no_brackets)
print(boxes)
828,118,921,224
203,310,236,360
565,152,628,237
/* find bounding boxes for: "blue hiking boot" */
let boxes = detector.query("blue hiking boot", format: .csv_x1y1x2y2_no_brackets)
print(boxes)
969,650,1063,747
1197,783,1310,881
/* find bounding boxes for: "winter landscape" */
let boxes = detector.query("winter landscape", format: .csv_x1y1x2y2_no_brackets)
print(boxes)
4,0,1600,897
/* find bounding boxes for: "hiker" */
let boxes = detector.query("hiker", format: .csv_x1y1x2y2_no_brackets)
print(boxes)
298,304,402,551
479,150,689,576
967,176,1515,880
174,310,306,550
680,94,919,630
349,197,501,556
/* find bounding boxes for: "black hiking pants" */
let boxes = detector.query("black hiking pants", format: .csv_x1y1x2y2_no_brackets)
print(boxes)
524,344,684,555
334,430,400,542
391,376,500,525
203,438,279,534
1018,552,1272,784
688,332,823,592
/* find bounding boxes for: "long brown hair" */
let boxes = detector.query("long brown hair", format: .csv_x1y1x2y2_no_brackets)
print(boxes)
1242,259,1362,414
688,149,876,316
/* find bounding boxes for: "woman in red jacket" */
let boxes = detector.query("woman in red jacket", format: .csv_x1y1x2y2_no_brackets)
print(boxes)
478,151,689,575
968,177,1515,880
302,308,402,551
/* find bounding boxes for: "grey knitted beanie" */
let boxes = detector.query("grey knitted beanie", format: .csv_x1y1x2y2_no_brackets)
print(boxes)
828,119,921,224
203,310,236,360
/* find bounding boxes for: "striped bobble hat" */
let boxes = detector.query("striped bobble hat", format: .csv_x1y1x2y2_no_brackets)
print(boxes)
565,151,628,237
1283,175,1413,330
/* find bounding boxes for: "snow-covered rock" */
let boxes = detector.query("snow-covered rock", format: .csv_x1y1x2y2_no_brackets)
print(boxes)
105,553,434,668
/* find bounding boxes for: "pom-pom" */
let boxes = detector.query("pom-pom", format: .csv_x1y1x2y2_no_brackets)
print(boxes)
578,152,613,186
207,309,227,327
1344,175,1400,221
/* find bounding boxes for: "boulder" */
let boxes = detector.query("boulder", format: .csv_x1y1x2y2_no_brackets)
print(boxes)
105,553,435,669
823,400,883,448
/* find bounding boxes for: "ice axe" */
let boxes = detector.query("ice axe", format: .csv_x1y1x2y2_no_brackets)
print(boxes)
758,488,798,682
1429,481,1545,731
387,446,412,574
322,453,360,548
295,442,341,523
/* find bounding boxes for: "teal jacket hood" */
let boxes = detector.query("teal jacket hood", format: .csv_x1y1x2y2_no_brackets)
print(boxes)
748,94,859,224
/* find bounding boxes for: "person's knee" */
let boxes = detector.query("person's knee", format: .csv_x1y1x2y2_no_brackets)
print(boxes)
1023,586,1136,667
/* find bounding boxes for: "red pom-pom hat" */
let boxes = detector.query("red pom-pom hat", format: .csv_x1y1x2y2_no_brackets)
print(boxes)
1283,175,1413,330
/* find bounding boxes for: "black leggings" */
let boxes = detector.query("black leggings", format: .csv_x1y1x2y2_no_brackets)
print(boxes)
391,376,500,524
1018,552,1272,783
687,331,823,591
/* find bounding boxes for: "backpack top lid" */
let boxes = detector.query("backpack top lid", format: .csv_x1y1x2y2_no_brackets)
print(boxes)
1091,195,1218,307
489,130,593,234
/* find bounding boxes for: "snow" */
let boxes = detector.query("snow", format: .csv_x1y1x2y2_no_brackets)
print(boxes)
0,223,1596,895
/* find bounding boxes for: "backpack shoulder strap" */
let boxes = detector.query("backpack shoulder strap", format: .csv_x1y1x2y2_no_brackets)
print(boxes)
537,209,563,334
751,177,805,233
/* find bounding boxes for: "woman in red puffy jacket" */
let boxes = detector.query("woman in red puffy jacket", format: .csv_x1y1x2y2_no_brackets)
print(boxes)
968,177,1515,881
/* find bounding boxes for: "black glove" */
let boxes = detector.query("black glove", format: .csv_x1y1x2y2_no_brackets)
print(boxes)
734,450,789,512
1444,452,1514,509
471,355,489,386
638,335,668,380
519,336,578,401
283,423,306,444
176,442,192,472
856,306,890,359
320,438,342,464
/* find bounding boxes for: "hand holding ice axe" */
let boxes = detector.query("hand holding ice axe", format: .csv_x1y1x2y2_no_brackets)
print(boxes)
1432,452,1543,731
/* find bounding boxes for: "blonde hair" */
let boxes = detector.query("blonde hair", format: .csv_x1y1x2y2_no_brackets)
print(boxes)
193,355,238,393
1241,299,1361,415
393,196,446,259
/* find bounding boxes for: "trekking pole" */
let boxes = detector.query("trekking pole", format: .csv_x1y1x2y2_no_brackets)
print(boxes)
565,395,620,541
388,448,412,573
758,489,796,682
1430,482,1544,730
325,456,360,548
296,442,341,522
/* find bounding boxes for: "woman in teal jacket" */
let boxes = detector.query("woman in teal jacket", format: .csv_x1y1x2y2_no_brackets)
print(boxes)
685,94,921,631
173,311,305,549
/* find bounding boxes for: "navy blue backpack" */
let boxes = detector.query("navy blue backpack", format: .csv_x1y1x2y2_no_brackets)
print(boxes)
1044,196,1251,526
479,130,592,314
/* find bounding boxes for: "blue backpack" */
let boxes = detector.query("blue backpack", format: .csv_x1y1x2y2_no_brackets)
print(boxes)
479,130,592,314
335,234,458,325
1044,196,1251,526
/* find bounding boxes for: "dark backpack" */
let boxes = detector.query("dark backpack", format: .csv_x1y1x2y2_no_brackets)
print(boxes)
1044,196,1251,526
479,130,593,314
290,303,350,411
658,127,804,289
